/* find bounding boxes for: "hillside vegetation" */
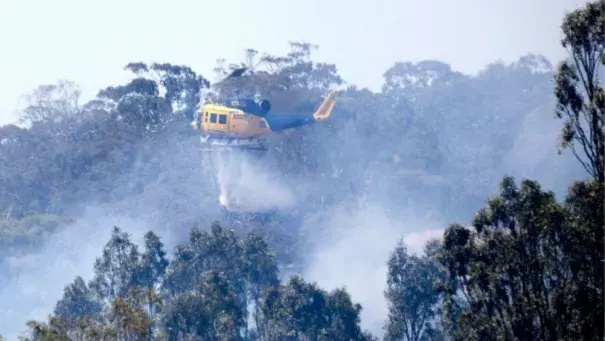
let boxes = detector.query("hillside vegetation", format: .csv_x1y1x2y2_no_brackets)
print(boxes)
0,1,603,340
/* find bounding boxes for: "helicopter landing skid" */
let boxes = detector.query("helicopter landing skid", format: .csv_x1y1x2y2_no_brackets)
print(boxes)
199,135,267,152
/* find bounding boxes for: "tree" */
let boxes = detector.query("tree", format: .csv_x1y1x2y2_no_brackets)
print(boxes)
438,176,603,341
54,276,102,322
89,226,141,303
554,0,605,182
384,239,443,341
212,42,343,113
382,60,464,103
260,275,372,340
20,316,117,341
19,80,82,126
106,287,154,341
123,62,209,119
135,231,169,291
20,320,72,341
160,270,247,341
241,233,280,336
163,222,245,299
133,231,169,338
96,62,209,134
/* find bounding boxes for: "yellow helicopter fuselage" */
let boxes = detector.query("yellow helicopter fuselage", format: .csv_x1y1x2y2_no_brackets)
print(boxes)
192,104,271,138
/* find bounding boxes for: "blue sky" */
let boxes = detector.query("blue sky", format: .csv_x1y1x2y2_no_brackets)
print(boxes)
0,0,589,125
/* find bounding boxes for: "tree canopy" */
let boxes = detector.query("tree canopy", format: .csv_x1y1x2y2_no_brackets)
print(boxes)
1,1,603,340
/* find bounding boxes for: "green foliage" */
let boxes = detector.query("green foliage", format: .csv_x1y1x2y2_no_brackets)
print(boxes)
0,38,563,249
54,276,102,321
26,222,373,340
259,275,371,340
163,270,246,340
5,2,604,339
0,214,73,260
89,226,143,302
437,176,604,341
555,0,605,182
0,61,208,223
384,239,444,341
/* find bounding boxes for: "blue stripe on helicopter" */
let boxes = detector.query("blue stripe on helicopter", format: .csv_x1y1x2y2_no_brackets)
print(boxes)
233,114,245,120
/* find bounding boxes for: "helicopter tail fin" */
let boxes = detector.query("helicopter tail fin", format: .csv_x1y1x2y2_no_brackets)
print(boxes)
312,89,339,122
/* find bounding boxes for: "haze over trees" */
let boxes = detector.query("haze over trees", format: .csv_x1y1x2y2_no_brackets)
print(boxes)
0,1,603,340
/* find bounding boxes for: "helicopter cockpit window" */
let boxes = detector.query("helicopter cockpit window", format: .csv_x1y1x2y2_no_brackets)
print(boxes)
210,113,217,123
218,114,227,124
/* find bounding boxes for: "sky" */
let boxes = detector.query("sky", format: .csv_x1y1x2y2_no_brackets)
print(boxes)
0,0,590,126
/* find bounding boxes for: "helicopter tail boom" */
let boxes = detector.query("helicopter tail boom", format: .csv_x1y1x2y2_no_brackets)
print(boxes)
262,88,340,132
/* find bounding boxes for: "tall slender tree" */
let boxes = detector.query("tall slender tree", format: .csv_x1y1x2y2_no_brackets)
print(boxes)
554,0,605,182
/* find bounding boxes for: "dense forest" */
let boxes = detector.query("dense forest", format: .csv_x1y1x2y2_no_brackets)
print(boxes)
0,1,603,340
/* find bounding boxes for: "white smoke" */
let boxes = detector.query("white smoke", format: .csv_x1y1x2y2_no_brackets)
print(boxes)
302,199,444,337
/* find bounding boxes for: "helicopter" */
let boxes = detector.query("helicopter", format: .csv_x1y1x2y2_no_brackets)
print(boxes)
190,66,339,152
190,66,340,218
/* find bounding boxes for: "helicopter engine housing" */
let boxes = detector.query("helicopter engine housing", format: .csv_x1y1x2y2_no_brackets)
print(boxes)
224,98,271,117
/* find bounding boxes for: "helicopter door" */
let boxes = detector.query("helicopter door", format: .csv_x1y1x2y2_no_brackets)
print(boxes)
215,112,229,131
